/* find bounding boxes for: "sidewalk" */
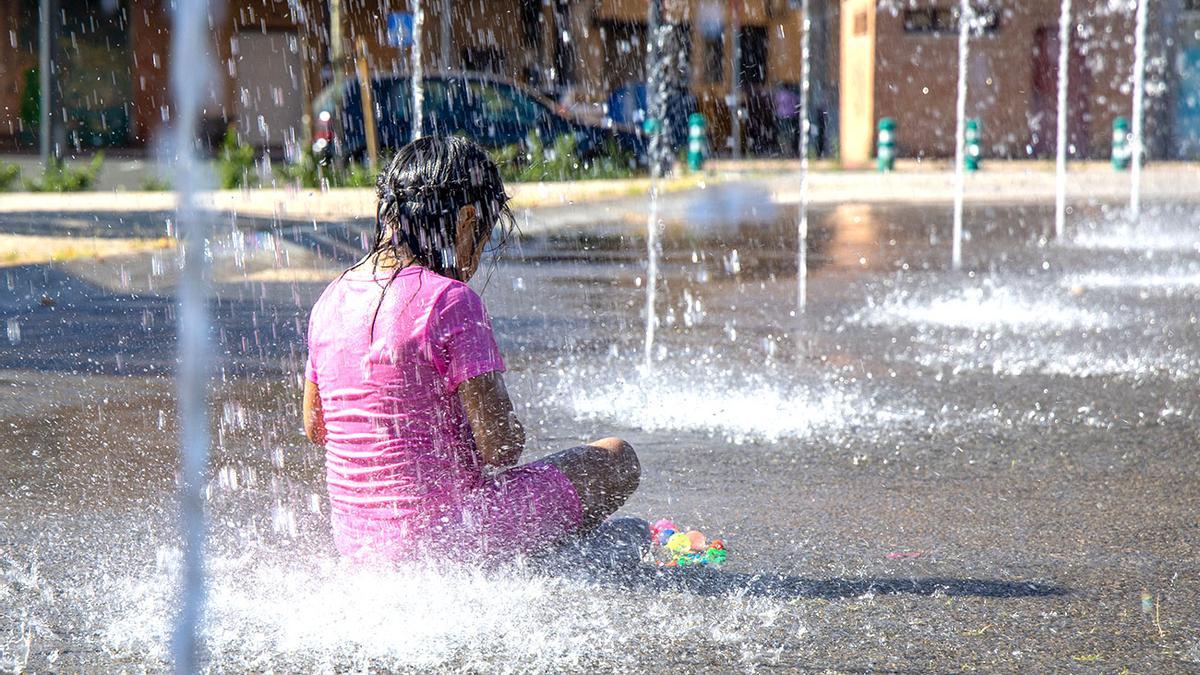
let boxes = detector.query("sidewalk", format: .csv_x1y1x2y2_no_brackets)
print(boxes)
768,163,1200,206
0,171,717,218
0,157,1196,220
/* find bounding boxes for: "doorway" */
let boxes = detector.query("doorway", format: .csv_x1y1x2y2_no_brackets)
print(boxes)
1030,26,1091,158
234,30,304,155
738,25,772,154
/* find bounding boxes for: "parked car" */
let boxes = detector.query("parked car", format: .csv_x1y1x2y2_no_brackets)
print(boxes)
604,81,697,153
311,71,645,164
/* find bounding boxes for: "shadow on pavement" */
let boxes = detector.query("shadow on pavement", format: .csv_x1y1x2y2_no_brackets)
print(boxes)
593,567,1068,600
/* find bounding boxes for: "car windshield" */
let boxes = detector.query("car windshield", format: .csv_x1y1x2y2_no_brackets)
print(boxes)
463,80,547,128
335,75,569,149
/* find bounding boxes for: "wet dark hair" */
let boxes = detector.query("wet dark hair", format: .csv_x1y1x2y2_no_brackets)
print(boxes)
355,135,514,339
370,135,514,281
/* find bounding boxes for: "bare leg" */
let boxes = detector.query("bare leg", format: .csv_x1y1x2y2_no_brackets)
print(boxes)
539,437,640,530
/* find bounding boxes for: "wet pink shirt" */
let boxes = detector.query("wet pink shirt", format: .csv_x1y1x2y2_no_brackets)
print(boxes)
306,265,581,562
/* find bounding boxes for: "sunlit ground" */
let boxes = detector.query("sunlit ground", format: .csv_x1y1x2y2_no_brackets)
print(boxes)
2,196,1199,670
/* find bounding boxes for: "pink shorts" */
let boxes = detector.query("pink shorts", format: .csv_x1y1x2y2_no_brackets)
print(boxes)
331,460,584,564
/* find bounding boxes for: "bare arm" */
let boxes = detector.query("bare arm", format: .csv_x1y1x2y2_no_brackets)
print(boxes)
303,379,326,445
458,371,525,469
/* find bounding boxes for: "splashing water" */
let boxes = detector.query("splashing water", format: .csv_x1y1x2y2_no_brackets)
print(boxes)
641,1,680,370
851,284,1112,332
643,182,662,370
796,0,812,314
546,364,920,444
1053,0,1072,240
168,0,216,668
0,546,810,671
849,271,1198,380
950,0,971,270
410,0,425,142
1070,212,1200,253
1061,268,1200,293
907,332,1198,380
1129,0,1149,218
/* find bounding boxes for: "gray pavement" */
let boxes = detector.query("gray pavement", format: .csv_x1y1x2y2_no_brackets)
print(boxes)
1,191,1199,671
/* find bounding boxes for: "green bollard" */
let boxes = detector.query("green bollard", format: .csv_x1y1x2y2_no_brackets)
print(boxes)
1111,116,1131,171
876,117,897,172
965,118,982,172
687,112,707,171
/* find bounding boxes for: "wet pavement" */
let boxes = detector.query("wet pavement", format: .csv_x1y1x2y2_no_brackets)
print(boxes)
1,185,1199,671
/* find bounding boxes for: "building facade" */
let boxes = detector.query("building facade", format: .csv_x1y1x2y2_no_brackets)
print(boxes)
0,0,819,158
840,0,1200,166
0,0,328,154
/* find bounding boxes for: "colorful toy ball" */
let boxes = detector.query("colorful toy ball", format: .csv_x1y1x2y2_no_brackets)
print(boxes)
651,519,677,546
666,532,693,554
647,517,729,568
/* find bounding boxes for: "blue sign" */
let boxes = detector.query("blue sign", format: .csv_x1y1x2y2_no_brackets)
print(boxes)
387,12,414,48
1178,48,1200,159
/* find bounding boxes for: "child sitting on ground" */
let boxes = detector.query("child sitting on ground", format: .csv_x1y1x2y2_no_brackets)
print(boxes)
303,136,640,563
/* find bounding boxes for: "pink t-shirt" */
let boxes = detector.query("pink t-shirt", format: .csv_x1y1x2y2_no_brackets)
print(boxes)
306,265,506,559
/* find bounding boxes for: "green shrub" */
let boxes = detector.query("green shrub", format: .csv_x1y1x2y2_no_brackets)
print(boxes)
490,142,525,182
274,151,319,188
218,127,256,189
490,133,638,183
276,151,377,189
585,138,641,180
0,163,20,192
139,175,171,191
339,160,377,188
24,153,104,192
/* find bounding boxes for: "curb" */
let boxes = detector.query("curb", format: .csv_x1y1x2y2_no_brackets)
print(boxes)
0,173,719,219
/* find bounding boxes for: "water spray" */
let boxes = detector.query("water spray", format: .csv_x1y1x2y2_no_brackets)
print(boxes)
411,0,425,142
1129,0,1149,219
1054,0,1072,240
951,0,971,271
796,0,811,314
169,0,216,669
642,0,675,370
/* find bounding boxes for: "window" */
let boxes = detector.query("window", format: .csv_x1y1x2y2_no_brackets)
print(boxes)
461,47,503,75
739,26,768,85
465,81,545,128
703,33,724,84
903,6,1000,35
597,20,646,91
903,8,952,33
520,0,542,47
421,79,475,136
972,8,1001,32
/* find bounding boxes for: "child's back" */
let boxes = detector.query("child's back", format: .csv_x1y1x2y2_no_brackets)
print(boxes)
307,265,505,560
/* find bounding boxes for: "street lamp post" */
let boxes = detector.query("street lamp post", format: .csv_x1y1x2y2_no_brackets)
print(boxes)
38,0,63,164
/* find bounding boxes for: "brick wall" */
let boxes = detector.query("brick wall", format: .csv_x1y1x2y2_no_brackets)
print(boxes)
842,0,1183,161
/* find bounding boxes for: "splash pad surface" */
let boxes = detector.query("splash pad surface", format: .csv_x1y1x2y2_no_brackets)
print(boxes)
2,197,1199,671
